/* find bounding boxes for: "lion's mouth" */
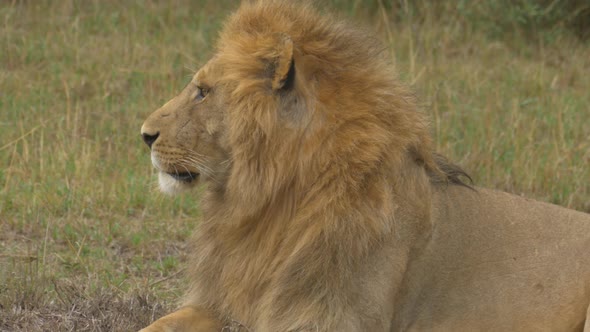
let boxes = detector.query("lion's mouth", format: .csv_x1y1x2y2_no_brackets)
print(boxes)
167,171,199,183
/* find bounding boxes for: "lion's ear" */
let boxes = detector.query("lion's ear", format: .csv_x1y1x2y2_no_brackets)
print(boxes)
271,33,295,91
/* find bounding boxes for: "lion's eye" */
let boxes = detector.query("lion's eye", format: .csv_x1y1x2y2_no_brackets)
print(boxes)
195,87,209,102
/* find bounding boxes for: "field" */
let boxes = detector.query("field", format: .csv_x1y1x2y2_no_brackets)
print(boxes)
1,1,588,331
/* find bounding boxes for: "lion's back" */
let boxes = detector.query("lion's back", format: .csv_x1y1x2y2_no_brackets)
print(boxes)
392,185,590,331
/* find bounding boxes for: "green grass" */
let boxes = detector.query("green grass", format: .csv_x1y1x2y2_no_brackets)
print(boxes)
1,1,588,331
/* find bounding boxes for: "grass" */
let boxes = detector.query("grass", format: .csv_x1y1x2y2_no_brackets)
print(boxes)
1,1,588,331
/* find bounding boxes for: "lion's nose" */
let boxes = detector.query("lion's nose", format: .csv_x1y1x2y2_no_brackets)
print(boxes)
141,132,159,149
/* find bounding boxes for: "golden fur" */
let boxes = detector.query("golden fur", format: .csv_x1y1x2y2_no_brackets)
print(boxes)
140,2,590,331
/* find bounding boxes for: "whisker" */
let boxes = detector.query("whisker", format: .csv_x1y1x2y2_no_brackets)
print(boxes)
188,156,215,170
178,151,213,168
220,156,234,166
182,156,216,175
182,147,215,161
180,157,223,186
180,164,196,181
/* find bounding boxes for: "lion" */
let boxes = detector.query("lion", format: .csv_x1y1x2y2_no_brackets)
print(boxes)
139,2,590,331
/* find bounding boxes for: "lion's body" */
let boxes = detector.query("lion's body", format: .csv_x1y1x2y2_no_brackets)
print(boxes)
140,1,590,331
397,186,590,331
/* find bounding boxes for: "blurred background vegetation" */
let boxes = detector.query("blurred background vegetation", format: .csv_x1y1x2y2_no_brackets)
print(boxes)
369,0,590,41
1,0,588,331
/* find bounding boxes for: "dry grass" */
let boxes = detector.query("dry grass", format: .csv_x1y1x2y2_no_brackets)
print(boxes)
1,1,588,331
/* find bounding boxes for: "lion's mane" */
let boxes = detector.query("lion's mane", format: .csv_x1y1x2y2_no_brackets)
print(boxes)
184,2,466,330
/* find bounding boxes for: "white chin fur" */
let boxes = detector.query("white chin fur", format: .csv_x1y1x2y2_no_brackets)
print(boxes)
158,172,189,195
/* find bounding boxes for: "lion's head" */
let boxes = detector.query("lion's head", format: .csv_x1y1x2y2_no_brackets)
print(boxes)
141,2,463,216
141,58,230,195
